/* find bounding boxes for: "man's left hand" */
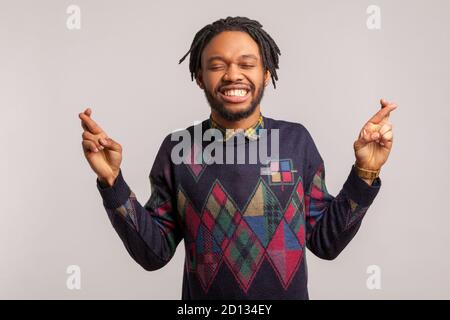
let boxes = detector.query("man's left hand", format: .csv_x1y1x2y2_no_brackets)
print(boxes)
353,99,398,171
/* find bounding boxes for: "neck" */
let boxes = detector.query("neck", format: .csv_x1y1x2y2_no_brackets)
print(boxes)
211,106,261,130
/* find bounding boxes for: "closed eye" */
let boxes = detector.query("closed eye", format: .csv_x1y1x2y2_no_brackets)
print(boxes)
209,65,225,71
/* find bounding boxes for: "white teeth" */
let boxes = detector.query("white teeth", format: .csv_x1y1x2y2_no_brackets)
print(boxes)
224,89,248,97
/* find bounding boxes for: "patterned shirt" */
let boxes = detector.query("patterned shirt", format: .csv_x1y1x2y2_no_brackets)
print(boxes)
209,114,264,142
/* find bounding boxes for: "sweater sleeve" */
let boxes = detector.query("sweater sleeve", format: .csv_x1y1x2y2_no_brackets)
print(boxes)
96,137,182,271
303,131,382,260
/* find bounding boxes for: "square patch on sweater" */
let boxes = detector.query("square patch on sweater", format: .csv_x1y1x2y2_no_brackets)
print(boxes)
262,159,297,190
282,171,292,183
280,159,291,172
271,172,281,182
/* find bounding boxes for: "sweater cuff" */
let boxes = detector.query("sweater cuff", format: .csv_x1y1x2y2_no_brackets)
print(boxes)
96,169,131,209
342,164,381,207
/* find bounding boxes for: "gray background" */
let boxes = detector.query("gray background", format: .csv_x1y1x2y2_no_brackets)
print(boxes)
1,0,449,299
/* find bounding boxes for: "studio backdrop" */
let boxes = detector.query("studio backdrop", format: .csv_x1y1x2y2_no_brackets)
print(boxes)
1,0,449,299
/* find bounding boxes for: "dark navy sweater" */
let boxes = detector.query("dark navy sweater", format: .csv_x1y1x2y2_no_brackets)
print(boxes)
96,116,381,299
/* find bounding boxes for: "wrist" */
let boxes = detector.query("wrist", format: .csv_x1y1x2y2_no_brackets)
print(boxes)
361,177,375,186
98,171,119,187
354,160,380,171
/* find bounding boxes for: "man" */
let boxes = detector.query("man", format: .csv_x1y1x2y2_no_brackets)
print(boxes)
79,16,397,299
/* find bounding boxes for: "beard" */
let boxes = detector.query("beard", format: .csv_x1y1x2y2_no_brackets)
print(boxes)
203,81,265,122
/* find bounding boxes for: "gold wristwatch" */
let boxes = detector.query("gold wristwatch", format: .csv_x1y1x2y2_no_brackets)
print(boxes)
354,163,381,180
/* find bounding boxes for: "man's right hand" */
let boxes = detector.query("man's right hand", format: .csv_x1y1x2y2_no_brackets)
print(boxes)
79,108,123,187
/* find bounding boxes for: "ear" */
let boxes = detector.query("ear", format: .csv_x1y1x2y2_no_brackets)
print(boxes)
195,70,204,89
264,70,271,86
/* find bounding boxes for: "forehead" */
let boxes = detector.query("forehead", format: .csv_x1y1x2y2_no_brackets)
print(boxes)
201,31,261,63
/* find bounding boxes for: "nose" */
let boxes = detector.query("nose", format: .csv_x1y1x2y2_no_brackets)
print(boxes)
223,63,243,82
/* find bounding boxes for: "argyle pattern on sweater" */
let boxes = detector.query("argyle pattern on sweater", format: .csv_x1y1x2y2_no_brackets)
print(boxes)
97,116,381,299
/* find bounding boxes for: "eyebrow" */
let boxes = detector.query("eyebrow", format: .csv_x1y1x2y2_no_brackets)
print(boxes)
206,54,258,64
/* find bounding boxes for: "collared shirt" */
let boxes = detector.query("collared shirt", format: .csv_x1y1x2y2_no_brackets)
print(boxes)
209,114,264,142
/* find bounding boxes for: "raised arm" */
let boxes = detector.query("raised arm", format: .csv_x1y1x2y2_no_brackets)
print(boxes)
79,108,182,270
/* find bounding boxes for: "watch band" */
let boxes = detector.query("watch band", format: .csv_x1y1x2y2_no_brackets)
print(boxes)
354,163,380,179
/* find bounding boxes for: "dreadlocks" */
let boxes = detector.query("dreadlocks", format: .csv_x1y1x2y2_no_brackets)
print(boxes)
178,16,281,88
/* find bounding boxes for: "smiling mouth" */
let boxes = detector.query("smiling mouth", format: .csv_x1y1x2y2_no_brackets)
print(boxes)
218,88,251,104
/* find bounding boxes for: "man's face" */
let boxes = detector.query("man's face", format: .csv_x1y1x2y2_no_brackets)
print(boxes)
196,31,270,122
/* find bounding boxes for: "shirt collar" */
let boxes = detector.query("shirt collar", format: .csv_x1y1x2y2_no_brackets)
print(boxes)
209,114,264,142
